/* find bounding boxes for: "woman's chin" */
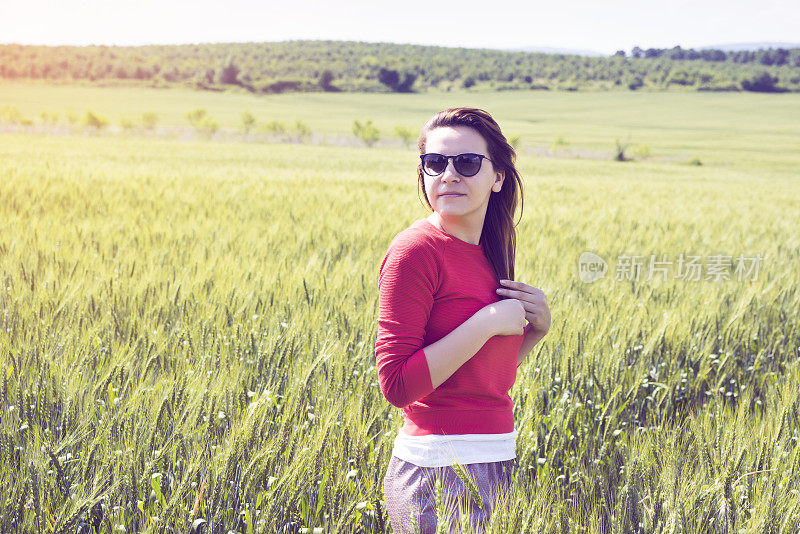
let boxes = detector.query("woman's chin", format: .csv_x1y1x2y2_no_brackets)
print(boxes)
435,205,467,217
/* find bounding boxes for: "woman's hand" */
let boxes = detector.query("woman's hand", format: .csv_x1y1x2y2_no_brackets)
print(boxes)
479,298,527,336
495,279,551,336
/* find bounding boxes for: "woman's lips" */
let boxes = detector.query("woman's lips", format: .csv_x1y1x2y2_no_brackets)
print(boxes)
439,193,464,198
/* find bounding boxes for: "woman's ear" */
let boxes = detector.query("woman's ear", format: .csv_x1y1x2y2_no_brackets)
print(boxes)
492,170,505,192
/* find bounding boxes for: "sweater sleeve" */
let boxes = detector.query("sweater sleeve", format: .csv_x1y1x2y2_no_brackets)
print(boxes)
375,233,439,408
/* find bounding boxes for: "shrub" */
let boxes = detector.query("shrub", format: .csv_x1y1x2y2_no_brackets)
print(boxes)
141,112,159,130
0,106,24,124
378,68,400,90
82,109,109,129
319,70,338,91
353,120,380,147
741,71,784,93
614,138,630,162
666,69,693,86
378,68,416,92
697,71,715,85
39,111,58,124
186,108,207,127
394,126,416,148
550,136,568,153
260,80,303,94
185,108,218,139
398,73,417,92
201,119,219,138
294,120,311,141
120,117,135,130
259,121,286,135
633,145,651,159
625,74,644,90
240,111,257,134
218,59,240,85
696,83,740,92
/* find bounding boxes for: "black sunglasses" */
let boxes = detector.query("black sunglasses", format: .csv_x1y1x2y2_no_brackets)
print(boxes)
420,152,493,178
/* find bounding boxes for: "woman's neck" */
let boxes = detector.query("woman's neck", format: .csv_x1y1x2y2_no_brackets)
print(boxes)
427,212,482,245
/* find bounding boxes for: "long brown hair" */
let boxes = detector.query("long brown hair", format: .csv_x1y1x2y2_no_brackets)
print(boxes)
416,107,524,281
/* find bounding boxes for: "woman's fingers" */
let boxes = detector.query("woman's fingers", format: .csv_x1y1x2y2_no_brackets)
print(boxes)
495,287,545,306
497,280,550,333
510,297,539,314
497,279,544,297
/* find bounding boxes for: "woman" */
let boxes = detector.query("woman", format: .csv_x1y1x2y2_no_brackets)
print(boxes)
375,107,551,533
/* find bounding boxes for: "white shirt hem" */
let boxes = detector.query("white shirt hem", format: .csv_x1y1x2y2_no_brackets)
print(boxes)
390,428,518,468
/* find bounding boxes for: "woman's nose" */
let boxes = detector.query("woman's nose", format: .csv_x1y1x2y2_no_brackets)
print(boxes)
441,159,460,181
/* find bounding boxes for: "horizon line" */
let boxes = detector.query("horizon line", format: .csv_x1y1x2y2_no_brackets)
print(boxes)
1,38,799,56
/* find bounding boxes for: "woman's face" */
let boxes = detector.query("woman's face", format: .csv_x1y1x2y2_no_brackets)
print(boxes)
422,125,504,223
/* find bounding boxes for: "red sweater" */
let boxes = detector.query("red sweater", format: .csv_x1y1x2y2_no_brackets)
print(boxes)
375,218,524,436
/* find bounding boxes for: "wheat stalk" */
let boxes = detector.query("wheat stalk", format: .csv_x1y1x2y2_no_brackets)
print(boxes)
452,462,484,510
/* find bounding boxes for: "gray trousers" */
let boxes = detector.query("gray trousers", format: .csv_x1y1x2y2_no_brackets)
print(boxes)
382,455,518,533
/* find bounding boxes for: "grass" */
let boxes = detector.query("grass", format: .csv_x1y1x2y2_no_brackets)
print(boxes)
0,85,799,532
2,81,800,169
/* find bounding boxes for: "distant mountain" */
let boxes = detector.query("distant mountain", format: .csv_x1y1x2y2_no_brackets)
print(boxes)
696,42,800,51
505,46,607,57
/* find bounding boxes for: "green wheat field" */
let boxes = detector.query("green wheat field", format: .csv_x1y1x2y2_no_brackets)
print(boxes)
1,83,800,533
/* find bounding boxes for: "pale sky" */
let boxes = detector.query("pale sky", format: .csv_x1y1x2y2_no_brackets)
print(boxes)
1,0,798,55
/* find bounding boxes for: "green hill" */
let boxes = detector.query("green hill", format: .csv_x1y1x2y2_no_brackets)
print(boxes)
1,40,799,93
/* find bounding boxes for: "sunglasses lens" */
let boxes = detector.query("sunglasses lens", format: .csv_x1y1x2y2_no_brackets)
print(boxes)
423,154,447,175
454,154,482,176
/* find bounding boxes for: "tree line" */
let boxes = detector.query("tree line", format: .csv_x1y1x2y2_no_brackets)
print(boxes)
620,45,800,66
1,40,798,93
